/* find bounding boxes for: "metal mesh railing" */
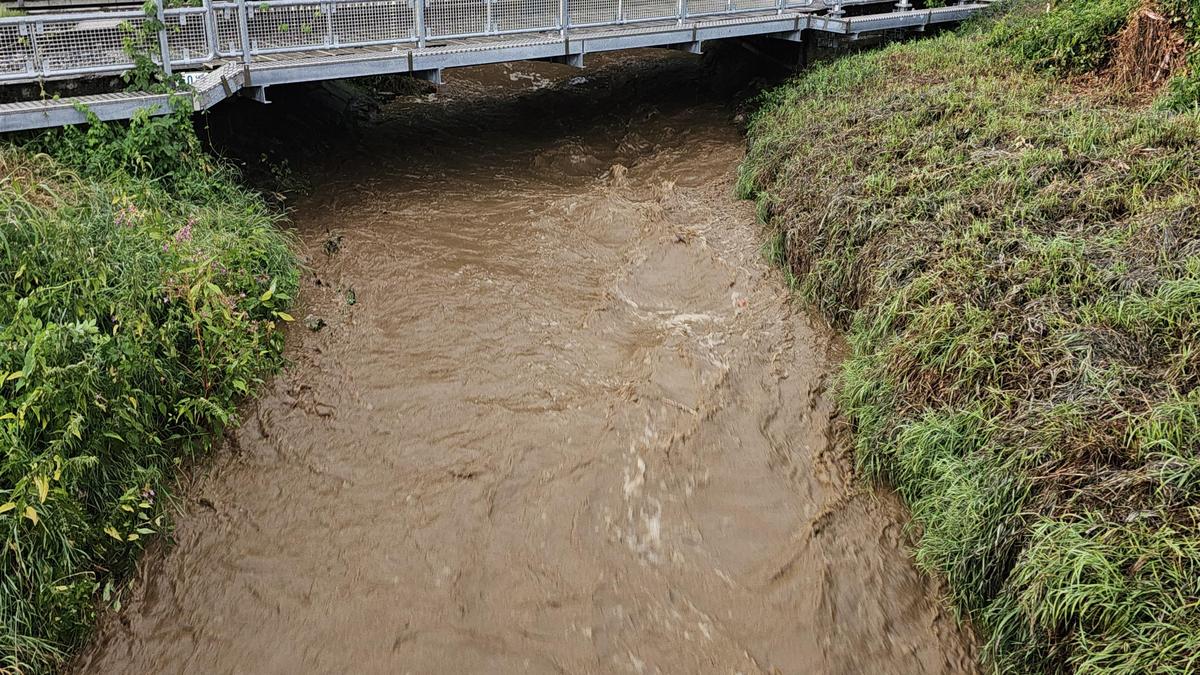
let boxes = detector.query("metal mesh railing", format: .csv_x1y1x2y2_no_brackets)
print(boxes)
211,3,246,56
493,0,559,33
0,0,829,82
732,0,778,11
685,0,733,16
0,22,35,78
566,0,617,27
425,0,487,39
165,7,214,64
330,0,416,47
624,0,677,21
33,12,145,77
245,1,329,54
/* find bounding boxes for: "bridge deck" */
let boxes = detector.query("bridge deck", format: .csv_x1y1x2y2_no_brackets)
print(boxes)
0,0,991,132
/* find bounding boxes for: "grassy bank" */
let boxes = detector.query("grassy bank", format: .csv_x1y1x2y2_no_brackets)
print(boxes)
740,2,1200,672
1,108,298,672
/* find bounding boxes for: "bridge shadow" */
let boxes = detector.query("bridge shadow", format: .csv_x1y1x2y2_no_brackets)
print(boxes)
199,43,790,191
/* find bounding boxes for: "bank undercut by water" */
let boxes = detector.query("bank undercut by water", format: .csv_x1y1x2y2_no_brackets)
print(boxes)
1,109,298,672
740,3,1200,673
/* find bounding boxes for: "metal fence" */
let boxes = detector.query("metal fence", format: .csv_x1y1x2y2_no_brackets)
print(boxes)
0,0,818,82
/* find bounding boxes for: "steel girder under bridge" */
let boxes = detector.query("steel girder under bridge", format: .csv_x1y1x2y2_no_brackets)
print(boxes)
0,0,991,132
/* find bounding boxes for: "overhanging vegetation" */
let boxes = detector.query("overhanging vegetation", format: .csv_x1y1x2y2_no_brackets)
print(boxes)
0,110,298,672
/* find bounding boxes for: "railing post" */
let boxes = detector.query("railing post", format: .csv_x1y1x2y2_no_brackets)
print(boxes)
415,0,425,47
324,0,334,47
676,0,683,25
203,0,219,59
559,0,567,35
236,0,253,62
20,19,41,78
485,0,493,34
617,0,623,22
154,0,173,76
776,0,783,16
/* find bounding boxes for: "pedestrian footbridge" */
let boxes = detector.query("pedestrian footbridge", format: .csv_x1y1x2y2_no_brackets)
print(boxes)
0,0,990,131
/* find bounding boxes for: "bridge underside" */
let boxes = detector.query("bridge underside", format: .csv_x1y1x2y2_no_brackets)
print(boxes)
0,0,990,132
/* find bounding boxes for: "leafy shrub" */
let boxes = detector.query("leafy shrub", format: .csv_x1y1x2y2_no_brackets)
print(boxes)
992,0,1139,72
0,111,297,672
28,103,210,196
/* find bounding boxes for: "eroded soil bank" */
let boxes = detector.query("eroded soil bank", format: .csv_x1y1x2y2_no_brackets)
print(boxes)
79,52,975,673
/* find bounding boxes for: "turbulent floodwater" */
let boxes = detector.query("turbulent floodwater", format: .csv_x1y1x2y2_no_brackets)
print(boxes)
80,52,976,674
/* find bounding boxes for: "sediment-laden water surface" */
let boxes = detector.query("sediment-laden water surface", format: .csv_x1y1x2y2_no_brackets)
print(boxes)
80,52,976,673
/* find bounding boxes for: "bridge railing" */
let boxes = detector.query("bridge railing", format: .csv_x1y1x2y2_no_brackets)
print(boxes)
0,0,817,83
1,8,149,82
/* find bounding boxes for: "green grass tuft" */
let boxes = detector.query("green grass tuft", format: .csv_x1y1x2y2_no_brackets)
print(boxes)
992,0,1139,73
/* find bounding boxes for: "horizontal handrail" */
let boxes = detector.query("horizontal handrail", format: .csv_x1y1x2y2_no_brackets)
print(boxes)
0,9,146,24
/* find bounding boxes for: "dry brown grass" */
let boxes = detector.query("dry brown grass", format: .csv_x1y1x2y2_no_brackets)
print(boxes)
0,147,77,210
1109,0,1189,91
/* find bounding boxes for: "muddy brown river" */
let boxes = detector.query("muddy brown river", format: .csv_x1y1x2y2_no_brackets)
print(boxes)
79,52,976,674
